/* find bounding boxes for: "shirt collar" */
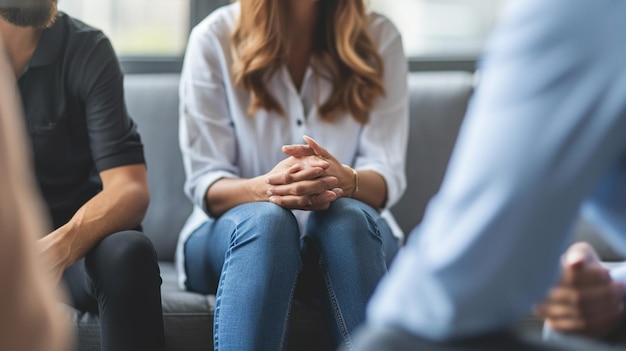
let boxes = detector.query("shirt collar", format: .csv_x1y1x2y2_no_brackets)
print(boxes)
29,13,65,68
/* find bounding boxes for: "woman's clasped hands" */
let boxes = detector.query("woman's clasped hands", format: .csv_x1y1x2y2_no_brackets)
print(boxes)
265,136,355,211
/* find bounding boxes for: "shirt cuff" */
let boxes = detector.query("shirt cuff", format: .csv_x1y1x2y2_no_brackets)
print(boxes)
609,263,626,285
354,163,406,209
190,170,238,216
94,150,145,172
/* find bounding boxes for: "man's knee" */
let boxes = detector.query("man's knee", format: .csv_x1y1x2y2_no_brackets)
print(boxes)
85,231,160,285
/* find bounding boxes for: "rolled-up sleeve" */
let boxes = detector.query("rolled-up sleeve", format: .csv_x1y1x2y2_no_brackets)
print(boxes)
356,21,409,209
81,36,145,172
179,26,239,214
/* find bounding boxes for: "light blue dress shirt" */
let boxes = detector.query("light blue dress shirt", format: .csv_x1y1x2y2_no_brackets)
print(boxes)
368,0,626,340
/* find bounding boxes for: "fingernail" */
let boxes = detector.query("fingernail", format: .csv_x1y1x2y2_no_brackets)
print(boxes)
269,196,276,203
565,251,586,267
266,189,273,196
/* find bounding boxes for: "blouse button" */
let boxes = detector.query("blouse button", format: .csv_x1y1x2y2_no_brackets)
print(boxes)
297,119,303,126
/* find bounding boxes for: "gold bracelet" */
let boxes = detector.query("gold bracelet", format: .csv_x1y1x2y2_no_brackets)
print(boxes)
343,165,358,198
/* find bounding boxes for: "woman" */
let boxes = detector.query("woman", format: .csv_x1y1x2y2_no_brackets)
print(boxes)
177,0,408,349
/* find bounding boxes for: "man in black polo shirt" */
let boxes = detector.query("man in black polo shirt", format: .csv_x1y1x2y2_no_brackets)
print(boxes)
0,1,166,350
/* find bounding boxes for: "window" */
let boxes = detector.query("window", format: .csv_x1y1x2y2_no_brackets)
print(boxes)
58,0,190,57
57,0,501,73
369,0,504,58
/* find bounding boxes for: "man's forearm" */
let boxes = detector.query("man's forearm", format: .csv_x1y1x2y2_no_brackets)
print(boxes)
41,168,149,269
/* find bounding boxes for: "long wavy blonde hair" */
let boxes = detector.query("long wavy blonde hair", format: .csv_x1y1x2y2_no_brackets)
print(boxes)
231,0,385,124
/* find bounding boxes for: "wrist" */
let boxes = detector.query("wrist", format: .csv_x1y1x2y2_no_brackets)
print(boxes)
342,164,359,198
40,229,76,269
250,176,271,202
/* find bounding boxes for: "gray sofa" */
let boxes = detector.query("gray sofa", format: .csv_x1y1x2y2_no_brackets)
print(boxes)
71,71,621,350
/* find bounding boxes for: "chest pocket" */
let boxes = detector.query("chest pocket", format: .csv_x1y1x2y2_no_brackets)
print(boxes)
26,97,71,175
29,121,71,174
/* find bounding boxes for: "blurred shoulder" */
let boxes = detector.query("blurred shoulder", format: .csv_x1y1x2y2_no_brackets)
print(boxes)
366,12,402,49
191,3,240,42
58,12,111,51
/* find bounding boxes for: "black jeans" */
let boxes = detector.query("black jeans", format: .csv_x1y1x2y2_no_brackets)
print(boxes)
62,230,166,351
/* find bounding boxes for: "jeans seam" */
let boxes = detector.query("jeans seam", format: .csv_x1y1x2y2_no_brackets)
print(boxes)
361,208,382,241
214,215,244,351
213,245,232,351
278,266,302,351
320,258,352,350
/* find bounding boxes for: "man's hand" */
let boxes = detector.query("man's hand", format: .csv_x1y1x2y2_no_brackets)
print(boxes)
534,242,626,339
38,230,73,285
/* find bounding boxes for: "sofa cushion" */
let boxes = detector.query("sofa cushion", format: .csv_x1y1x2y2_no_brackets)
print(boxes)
391,72,475,236
124,74,192,262
160,263,214,350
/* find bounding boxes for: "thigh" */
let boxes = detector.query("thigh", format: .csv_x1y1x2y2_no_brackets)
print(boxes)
62,230,159,313
63,230,160,311
80,230,161,295
378,217,400,268
306,198,398,267
184,202,301,295
184,219,230,295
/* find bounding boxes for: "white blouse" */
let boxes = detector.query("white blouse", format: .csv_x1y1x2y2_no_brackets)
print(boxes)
176,3,409,288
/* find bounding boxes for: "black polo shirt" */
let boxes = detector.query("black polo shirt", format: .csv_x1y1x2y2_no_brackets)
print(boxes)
18,13,145,229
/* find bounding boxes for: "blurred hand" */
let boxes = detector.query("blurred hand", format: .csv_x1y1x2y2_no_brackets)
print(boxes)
534,242,626,339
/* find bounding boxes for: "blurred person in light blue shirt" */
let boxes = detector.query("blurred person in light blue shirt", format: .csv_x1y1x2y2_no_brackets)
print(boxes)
352,0,626,349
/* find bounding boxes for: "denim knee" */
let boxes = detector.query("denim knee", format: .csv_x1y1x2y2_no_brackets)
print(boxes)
307,198,381,243
224,202,301,250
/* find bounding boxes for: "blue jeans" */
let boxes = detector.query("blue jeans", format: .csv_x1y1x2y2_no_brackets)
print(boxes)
184,198,398,351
